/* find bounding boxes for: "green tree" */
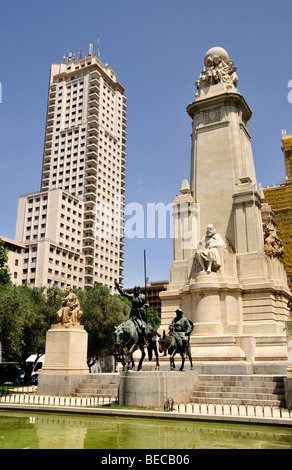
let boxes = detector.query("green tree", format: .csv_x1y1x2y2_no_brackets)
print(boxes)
0,239,11,286
0,284,63,384
0,281,159,381
145,308,161,330
79,283,130,367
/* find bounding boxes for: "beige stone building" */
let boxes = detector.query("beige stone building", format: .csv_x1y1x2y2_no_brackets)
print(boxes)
15,46,126,291
0,236,25,285
15,189,84,288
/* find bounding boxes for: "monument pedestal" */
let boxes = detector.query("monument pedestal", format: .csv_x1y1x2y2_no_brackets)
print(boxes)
284,321,292,408
118,370,198,408
37,323,89,396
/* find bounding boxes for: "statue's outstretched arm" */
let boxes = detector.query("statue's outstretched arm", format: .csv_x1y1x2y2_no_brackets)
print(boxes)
114,280,132,299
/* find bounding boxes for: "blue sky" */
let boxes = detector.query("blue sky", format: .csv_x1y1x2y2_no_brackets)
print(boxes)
0,0,291,288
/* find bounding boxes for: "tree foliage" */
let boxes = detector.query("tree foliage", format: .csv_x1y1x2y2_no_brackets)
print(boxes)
0,282,131,378
145,308,161,331
0,284,63,384
78,283,130,367
0,281,161,381
0,239,11,286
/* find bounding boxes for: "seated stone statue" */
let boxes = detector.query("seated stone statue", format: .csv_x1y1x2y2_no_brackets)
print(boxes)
57,286,82,326
264,226,284,259
193,224,226,273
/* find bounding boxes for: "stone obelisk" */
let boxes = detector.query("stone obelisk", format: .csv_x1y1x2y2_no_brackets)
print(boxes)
160,47,292,374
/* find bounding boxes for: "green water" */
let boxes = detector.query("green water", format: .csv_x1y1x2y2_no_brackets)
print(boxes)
0,410,291,449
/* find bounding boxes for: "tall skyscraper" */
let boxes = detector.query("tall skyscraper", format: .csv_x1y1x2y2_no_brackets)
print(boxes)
15,45,127,291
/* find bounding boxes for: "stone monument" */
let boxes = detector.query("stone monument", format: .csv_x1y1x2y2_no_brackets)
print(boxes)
115,282,198,407
284,301,292,408
38,287,89,396
160,47,292,374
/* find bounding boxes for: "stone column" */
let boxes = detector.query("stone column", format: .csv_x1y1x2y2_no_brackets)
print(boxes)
233,182,264,255
169,179,199,286
187,88,254,248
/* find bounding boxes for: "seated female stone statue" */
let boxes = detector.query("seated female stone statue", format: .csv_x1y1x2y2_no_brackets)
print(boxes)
57,286,82,326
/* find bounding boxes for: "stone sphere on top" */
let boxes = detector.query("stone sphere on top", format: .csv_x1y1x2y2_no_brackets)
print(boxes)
204,47,229,66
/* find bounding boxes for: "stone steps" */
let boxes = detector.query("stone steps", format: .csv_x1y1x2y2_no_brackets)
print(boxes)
190,397,285,407
74,387,118,395
194,382,284,393
190,374,286,407
72,373,119,398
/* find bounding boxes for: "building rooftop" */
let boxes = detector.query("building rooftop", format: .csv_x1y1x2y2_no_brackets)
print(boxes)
0,236,26,249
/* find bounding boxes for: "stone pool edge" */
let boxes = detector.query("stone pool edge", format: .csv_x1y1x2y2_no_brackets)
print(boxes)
0,402,292,427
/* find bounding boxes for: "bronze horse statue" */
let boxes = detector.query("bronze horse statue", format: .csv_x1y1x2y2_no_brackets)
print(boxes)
158,330,193,371
114,319,159,371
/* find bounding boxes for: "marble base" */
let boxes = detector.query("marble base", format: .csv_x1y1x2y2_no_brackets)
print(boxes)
37,323,89,396
118,370,198,408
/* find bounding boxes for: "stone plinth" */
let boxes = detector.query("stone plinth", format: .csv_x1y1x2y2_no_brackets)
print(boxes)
284,321,292,408
37,323,89,396
118,370,198,408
